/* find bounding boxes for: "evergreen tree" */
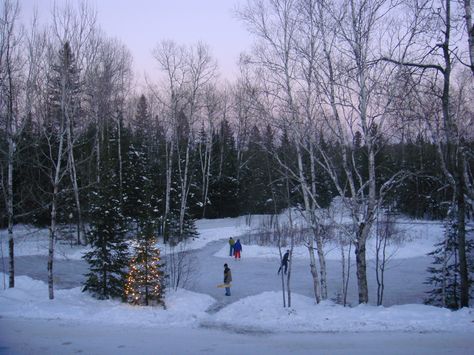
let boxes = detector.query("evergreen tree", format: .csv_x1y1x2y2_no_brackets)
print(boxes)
425,208,474,309
134,94,150,140
207,119,239,217
83,169,130,300
122,143,152,226
240,125,273,214
125,222,165,306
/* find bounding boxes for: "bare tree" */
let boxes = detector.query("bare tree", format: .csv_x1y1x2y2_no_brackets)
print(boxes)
198,84,221,218
382,0,471,307
374,211,403,306
463,0,474,75
0,0,23,289
238,0,328,303
152,40,217,240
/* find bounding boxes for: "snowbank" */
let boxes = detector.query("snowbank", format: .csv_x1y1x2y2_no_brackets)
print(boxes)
212,291,474,333
2,274,472,334
0,273,214,328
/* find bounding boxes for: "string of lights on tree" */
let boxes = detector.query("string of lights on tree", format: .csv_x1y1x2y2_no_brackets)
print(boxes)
124,235,165,307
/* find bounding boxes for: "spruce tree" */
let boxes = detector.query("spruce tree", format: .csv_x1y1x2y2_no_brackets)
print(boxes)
125,222,165,306
425,209,474,309
208,119,239,217
242,125,272,214
83,170,130,300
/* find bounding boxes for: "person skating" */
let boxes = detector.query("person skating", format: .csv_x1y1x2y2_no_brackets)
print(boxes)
223,263,232,296
228,237,235,256
278,249,290,275
233,239,242,259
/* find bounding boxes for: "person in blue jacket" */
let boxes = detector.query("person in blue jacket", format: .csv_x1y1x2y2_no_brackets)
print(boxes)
233,239,242,259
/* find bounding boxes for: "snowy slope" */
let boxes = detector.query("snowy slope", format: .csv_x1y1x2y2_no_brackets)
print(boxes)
1,273,473,334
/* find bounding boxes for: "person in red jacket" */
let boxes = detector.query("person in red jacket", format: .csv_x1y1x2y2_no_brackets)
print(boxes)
233,239,242,259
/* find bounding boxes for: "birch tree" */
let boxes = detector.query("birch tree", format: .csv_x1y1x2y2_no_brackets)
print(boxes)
152,41,217,240
382,0,472,307
305,0,409,304
50,1,97,245
463,0,474,75
238,0,328,302
0,0,23,288
198,84,221,218
152,40,186,242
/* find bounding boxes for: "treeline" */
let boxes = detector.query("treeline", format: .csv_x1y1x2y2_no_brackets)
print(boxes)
2,100,454,231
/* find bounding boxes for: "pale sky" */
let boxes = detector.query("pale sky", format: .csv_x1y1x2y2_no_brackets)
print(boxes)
20,0,252,82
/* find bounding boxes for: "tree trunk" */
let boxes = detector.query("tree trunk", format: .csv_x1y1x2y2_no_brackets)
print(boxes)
308,241,321,304
48,185,58,300
117,115,123,193
463,0,474,75
343,242,352,307
4,1,17,288
309,143,328,299
164,141,173,243
7,114,14,289
279,246,286,308
355,223,369,304
178,143,191,238
201,135,212,218
314,230,327,300
456,155,469,307
67,120,85,245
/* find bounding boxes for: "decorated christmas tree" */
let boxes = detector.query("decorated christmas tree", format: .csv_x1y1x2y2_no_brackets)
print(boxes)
125,223,165,306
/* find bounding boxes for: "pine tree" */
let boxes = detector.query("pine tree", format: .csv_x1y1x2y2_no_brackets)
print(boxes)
122,143,151,225
239,125,273,214
125,222,165,306
134,94,150,140
425,209,474,309
83,170,130,300
207,119,239,217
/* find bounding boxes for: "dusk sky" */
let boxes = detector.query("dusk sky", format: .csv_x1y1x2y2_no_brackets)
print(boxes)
21,0,252,82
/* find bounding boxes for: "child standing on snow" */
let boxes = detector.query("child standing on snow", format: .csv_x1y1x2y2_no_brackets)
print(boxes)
228,237,235,256
233,239,242,259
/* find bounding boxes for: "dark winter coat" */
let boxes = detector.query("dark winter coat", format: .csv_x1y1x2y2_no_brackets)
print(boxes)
224,267,232,284
281,251,290,265
234,240,242,252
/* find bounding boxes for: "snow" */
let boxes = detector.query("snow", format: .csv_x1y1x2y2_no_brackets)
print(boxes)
212,291,474,333
0,273,213,328
1,273,472,334
1,215,473,354
0,217,253,260
213,217,445,261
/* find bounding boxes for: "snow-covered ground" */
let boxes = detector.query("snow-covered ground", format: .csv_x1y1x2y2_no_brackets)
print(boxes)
1,215,473,354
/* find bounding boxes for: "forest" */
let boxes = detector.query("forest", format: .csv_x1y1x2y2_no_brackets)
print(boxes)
1,0,473,308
